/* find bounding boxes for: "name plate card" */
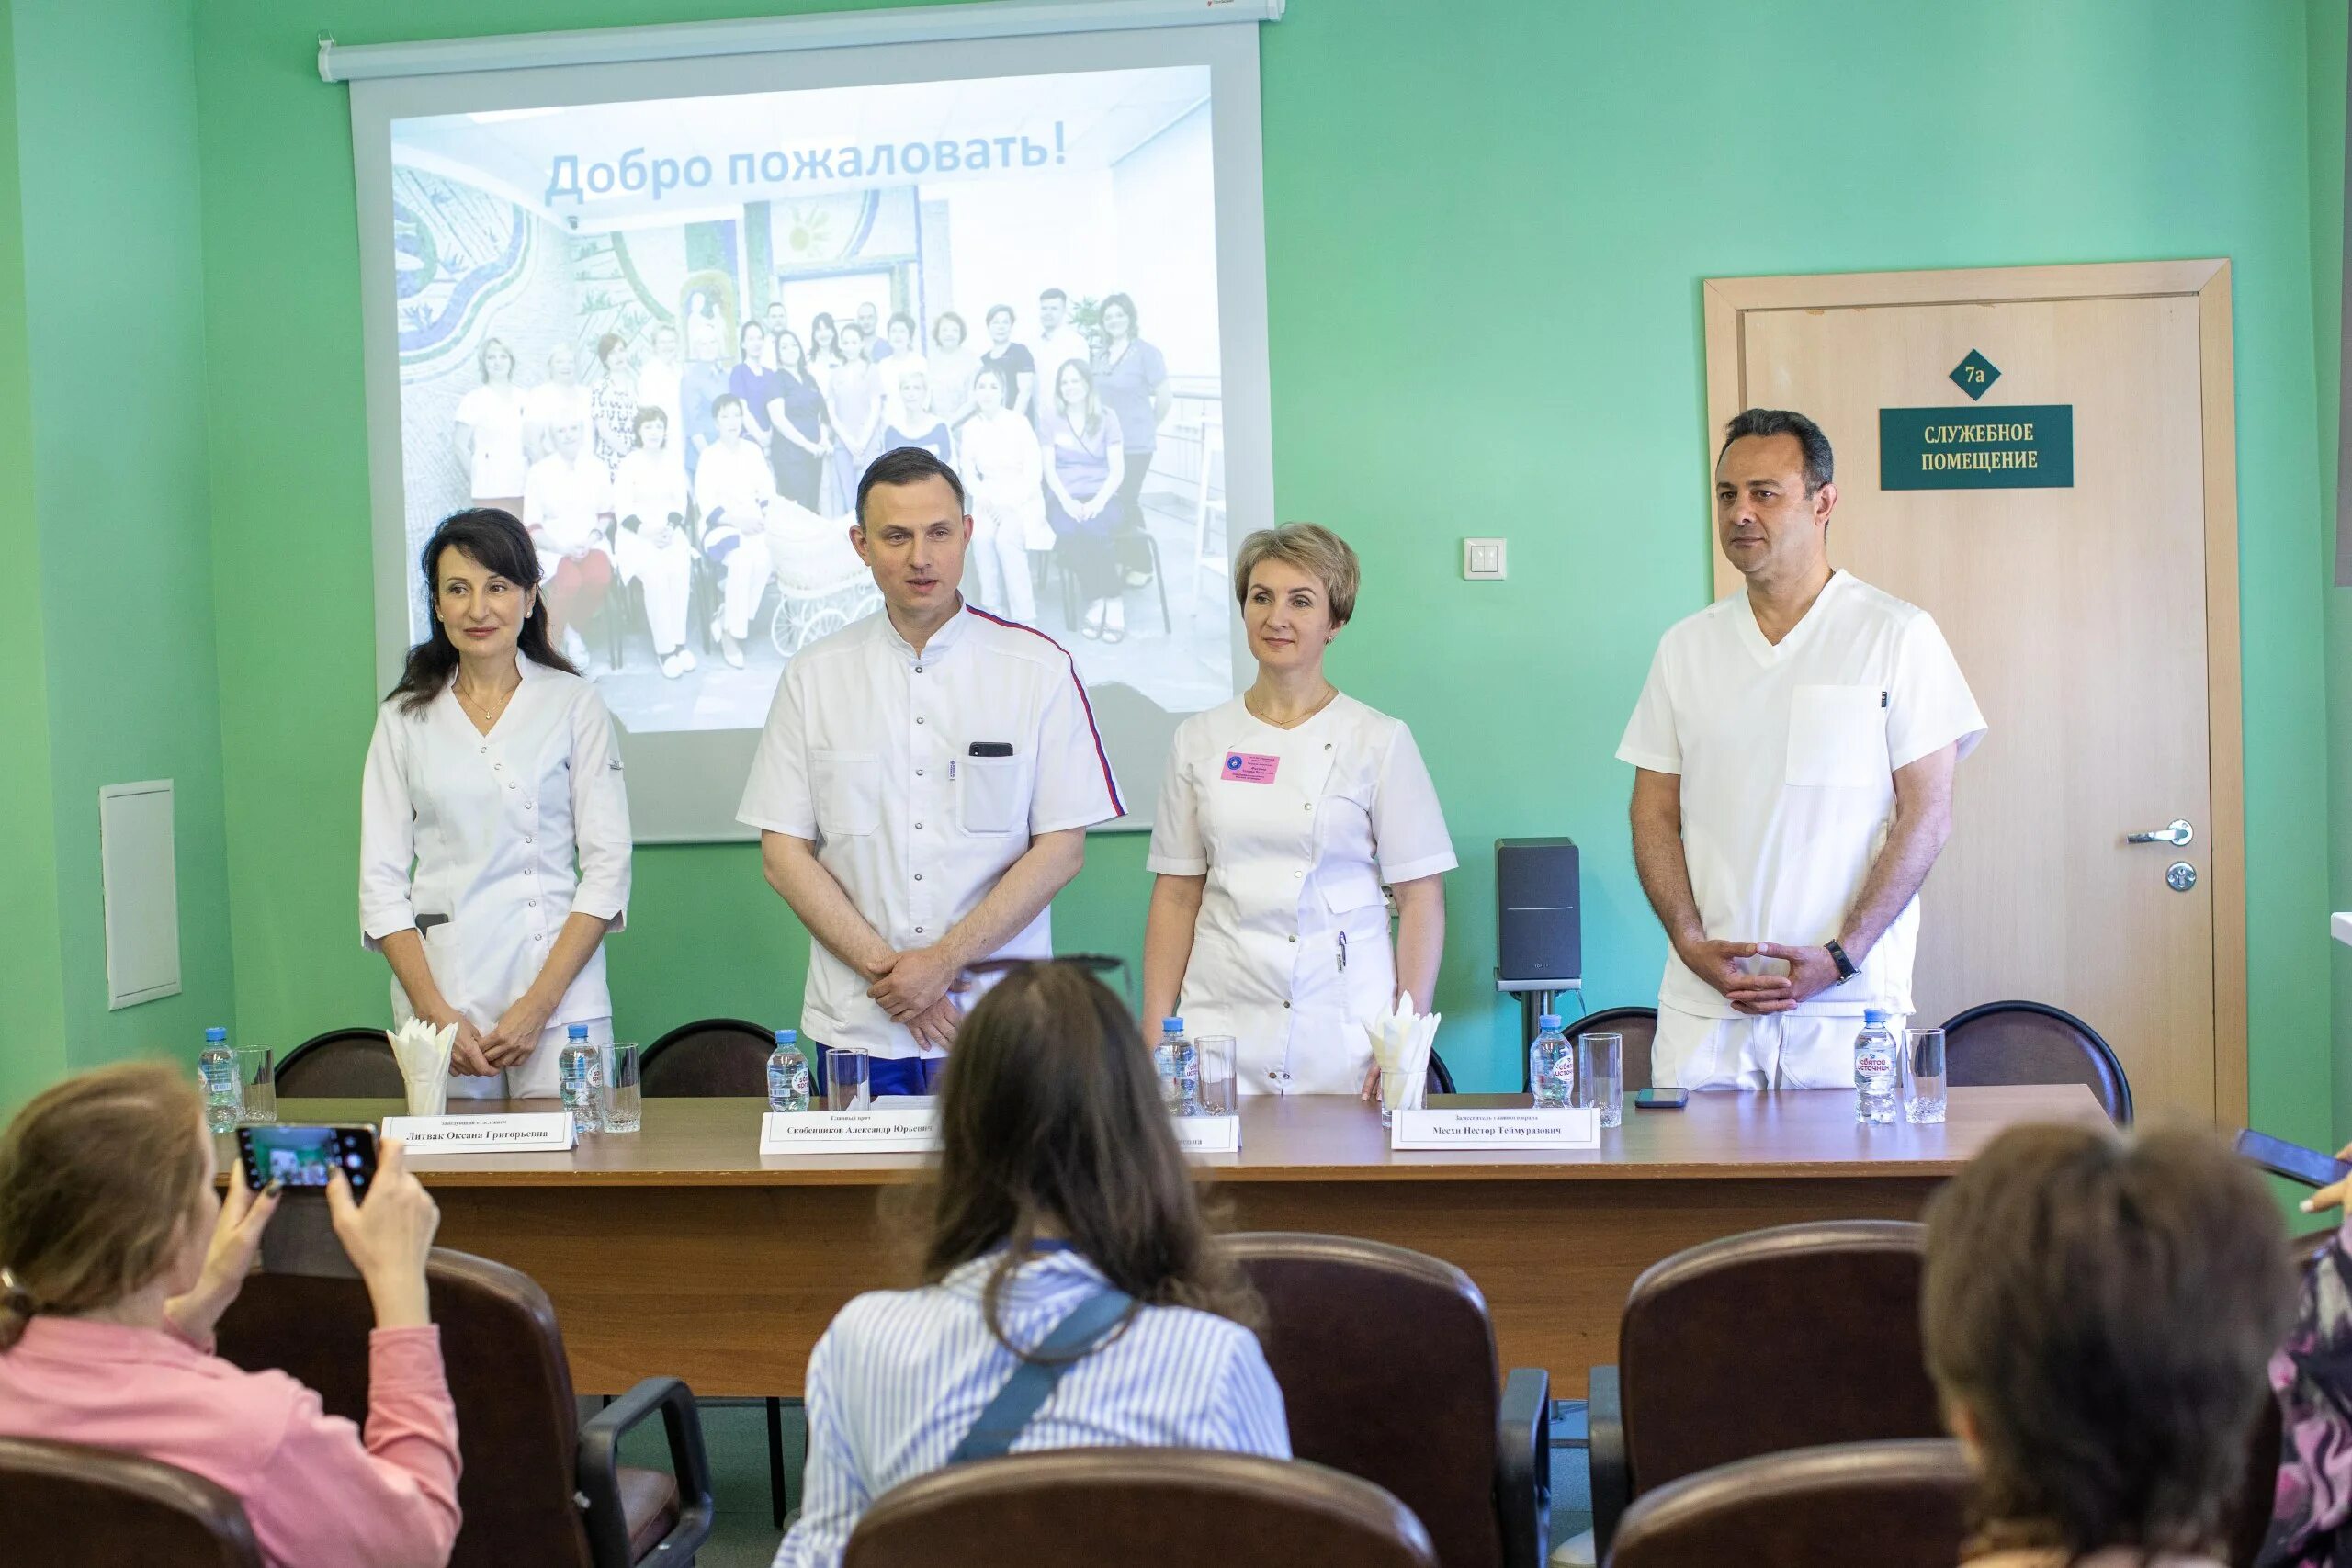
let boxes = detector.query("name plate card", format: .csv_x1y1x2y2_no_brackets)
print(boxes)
1388,1107,1600,1151
1170,1114,1242,1155
379,1112,577,1154
761,1109,941,1155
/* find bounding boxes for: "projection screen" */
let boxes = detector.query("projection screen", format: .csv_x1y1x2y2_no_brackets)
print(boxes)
347,11,1274,840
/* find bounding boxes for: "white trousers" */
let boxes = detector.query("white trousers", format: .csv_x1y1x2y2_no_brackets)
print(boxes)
613,529,694,651
718,533,773,639
969,502,1037,623
447,1014,611,1101
1653,1004,1901,1091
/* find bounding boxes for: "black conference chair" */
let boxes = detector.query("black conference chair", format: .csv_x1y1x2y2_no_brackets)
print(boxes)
1939,999,2132,1123
275,1027,406,1099
0,1438,263,1567
637,1015,794,1526
1425,1050,1457,1095
1560,1006,1659,1093
639,1016,775,1098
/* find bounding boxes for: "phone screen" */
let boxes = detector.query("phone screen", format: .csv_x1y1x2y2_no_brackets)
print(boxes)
2233,1128,2350,1189
237,1124,378,1194
1634,1087,1690,1110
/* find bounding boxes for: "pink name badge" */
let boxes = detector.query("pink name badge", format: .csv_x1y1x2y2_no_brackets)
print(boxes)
1221,751,1280,784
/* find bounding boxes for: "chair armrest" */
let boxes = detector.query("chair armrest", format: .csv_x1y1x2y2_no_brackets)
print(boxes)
1589,1364,1628,1562
578,1376,717,1568
1496,1367,1552,1568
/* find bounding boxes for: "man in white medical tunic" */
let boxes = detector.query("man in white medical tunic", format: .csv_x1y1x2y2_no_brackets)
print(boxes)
737,446,1125,1097
1619,408,1986,1090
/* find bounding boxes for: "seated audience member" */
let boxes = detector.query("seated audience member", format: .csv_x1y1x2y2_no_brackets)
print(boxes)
0,1063,458,1568
2259,1151,2352,1565
1923,1123,2293,1568
772,962,1290,1568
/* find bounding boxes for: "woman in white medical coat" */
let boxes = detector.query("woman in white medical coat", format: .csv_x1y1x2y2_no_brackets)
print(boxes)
1142,525,1455,1097
360,507,633,1099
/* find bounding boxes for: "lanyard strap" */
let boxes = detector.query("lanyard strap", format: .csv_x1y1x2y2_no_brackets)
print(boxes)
948,1286,1137,1463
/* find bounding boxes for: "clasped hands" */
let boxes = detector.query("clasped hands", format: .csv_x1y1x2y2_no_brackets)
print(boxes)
865,946,971,1050
428,993,554,1077
1679,938,1845,1014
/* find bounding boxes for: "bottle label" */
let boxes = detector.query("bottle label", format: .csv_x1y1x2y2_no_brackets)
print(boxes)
1855,1048,1894,1078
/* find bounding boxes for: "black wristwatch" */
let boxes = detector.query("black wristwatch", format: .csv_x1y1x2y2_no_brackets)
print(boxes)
1825,939,1858,986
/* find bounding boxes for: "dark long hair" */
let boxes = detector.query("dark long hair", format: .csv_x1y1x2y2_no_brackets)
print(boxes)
386,508,576,713
914,964,1262,1354
1922,1123,2293,1561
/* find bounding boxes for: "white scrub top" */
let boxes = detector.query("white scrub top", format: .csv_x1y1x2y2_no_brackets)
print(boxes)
1616,570,1985,1021
359,653,633,1034
1147,694,1457,1096
522,451,612,572
736,603,1125,1059
454,383,529,500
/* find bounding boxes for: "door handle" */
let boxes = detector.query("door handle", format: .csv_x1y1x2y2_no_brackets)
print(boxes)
2126,819,2194,847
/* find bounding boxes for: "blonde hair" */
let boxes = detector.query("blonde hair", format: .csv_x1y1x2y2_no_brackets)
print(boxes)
0,1063,209,1350
1232,523,1360,626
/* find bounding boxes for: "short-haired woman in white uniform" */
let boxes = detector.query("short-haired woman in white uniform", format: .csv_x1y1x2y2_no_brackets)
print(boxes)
360,508,633,1098
1142,525,1456,1097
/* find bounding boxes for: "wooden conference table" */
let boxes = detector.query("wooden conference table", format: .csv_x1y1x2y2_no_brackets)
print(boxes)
243,1086,2104,1399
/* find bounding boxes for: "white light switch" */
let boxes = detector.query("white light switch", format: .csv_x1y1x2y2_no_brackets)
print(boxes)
1463,538,1507,580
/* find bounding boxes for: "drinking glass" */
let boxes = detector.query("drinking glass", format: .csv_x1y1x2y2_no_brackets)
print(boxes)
599,1043,642,1134
1902,1029,1947,1124
1378,1063,1423,1129
1195,1036,1238,1116
235,1046,277,1124
1574,1033,1623,1129
825,1046,872,1112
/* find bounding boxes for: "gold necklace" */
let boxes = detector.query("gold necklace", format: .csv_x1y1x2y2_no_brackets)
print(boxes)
1245,682,1338,730
454,677,518,728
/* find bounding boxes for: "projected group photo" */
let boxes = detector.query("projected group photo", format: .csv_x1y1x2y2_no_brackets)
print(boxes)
389,63,1233,742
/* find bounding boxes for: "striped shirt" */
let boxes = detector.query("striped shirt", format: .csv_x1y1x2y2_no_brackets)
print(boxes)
773,1249,1290,1568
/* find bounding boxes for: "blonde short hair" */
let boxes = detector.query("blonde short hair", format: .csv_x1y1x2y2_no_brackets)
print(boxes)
1232,524,1360,626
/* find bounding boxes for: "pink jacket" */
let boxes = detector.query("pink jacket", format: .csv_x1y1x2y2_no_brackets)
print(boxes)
0,1315,461,1568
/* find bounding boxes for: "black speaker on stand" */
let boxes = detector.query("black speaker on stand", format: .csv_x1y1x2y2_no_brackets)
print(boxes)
1496,839,1583,1091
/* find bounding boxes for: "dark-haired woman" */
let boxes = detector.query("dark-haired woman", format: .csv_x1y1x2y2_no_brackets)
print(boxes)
773,963,1288,1568
1924,1123,2293,1568
360,508,633,1100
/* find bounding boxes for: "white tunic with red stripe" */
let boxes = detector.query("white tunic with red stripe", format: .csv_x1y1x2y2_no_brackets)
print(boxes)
737,600,1124,1060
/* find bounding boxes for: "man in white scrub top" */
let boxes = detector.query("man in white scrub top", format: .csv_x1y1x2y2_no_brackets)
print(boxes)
1028,288,1094,390
1619,408,1986,1090
737,446,1125,1097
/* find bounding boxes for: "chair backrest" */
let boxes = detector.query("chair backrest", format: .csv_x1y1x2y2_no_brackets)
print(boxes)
842,1450,1437,1568
1939,999,2132,1122
1227,1232,1502,1568
214,1247,589,1568
0,1436,264,1567
640,1017,775,1097
275,1028,406,1098
1620,1221,1941,1496
1607,1440,1971,1568
1563,1007,1658,1091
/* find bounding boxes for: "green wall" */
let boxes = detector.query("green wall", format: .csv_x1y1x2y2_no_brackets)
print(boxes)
0,0,67,1108
0,0,232,1105
2311,2,2352,1146
173,0,2336,1136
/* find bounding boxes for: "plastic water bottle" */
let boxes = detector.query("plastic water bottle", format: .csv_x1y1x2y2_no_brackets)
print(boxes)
559,1024,602,1134
1153,1018,1202,1116
1854,1009,1899,1124
767,1029,811,1112
1529,1014,1576,1109
198,1026,240,1133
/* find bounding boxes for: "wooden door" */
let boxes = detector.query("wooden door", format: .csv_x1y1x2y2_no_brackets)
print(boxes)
1703,262,2245,1122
